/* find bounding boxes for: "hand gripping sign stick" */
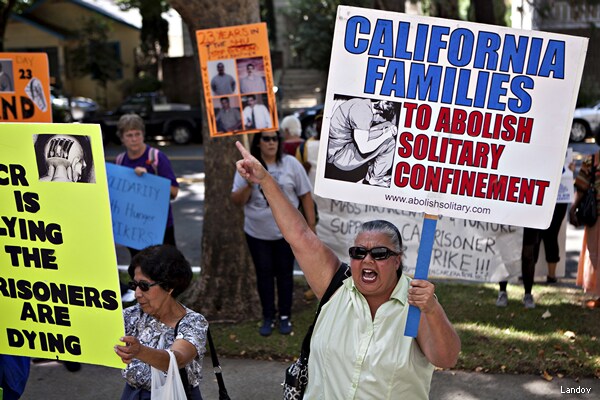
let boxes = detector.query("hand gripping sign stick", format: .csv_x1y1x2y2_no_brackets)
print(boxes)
404,213,438,338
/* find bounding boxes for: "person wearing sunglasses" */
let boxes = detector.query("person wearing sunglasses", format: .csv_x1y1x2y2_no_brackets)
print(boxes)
232,131,315,337
235,141,460,399
114,245,208,399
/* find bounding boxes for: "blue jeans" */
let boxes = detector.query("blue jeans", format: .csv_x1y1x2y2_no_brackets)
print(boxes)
246,234,295,319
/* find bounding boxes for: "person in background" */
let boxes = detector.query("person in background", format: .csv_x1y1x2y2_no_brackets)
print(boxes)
496,228,540,309
235,141,460,398
570,147,600,309
295,111,323,300
280,115,304,156
296,111,323,185
210,62,236,95
115,114,180,302
116,114,179,255
539,203,569,283
231,131,315,336
114,245,208,399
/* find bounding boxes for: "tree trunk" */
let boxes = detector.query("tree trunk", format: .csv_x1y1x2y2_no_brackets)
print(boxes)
168,0,261,321
472,0,496,25
430,0,459,20
374,0,405,13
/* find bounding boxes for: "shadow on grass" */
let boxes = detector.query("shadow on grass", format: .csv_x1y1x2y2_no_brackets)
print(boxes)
435,281,600,378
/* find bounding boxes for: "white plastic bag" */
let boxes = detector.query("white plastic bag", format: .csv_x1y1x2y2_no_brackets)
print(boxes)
150,349,188,400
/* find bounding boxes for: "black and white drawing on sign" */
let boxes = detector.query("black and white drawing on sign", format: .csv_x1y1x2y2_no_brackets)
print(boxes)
34,134,96,183
325,94,401,188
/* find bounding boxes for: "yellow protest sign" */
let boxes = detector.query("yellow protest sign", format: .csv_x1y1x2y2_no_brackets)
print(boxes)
0,53,52,122
0,123,124,368
196,23,279,137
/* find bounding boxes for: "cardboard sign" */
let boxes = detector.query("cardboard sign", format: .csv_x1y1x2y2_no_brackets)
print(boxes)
106,163,171,250
0,53,52,122
0,123,124,368
314,6,588,229
196,23,278,137
557,148,574,204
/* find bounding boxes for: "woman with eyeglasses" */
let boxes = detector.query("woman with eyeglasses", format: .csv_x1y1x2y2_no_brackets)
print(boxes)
232,131,316,336
235,141,460,398
114,245,208,400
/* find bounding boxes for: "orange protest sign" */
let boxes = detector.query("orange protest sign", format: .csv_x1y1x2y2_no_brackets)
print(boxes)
196,23,278,137
0,53,52,122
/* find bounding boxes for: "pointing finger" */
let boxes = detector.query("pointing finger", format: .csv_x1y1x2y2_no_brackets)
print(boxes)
236,141,250,158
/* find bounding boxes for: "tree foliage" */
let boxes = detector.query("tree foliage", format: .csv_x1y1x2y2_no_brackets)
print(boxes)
284,0,517,71
69,16,122,106
0,0,19,51
285,0,401,70
116,0,170,79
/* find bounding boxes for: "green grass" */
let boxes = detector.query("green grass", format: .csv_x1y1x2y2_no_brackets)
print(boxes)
208,279,600,379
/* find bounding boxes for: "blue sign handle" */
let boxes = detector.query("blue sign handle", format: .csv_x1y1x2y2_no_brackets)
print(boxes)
404,214,438,338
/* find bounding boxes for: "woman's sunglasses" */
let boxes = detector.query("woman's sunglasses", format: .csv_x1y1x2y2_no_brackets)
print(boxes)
128,280,161,292
260,136,279,142
348,246,399,261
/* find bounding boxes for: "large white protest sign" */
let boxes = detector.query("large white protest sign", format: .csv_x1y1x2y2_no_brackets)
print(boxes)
315,6,588,229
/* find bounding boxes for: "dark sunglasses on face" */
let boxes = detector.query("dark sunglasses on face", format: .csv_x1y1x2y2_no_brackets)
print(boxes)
260,136,279,142
128,280,161,292
348,246,399,260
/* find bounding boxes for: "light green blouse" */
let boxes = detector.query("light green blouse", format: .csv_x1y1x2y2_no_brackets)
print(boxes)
304,274,434,399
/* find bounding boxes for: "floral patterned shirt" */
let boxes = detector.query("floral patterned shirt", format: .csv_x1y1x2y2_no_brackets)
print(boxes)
121,303,208,390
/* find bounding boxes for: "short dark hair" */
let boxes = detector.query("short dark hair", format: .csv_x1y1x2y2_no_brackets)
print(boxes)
128,245,192,297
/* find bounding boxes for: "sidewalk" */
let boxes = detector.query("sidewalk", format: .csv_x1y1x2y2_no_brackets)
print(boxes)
20,356,600,399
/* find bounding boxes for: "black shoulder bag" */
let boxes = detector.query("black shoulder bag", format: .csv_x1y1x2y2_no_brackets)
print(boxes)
576,153,598,227
174,320,231,400
282,264,350,400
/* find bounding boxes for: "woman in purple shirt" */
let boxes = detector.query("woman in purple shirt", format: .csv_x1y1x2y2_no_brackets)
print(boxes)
115,114,180,255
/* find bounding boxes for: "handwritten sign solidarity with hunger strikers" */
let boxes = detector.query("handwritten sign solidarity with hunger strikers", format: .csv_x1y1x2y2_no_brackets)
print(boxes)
0,53,52,122
314,6,588,230
106,163,171,250
0,123,125,368
196,23,278,137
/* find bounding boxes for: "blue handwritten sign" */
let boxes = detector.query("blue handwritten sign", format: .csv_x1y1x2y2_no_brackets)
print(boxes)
106,163,170,250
